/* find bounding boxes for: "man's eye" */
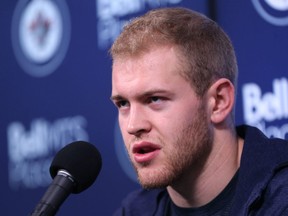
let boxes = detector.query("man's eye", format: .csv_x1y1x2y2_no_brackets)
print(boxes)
149,96,162,103
116,100,129,108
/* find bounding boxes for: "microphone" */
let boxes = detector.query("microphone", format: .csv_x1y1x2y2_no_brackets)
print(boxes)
30,141,102,216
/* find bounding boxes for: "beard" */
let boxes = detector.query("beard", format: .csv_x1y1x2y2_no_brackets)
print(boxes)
134,102,213,189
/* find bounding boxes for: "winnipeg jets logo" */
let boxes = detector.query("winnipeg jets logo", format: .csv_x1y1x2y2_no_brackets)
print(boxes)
12,0,70,77
252,0,288,26
30,13,51,47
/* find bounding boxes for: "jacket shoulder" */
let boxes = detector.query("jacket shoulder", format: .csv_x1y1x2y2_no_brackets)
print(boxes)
250,166,288,215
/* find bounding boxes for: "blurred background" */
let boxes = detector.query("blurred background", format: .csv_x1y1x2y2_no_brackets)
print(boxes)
1,0,288,215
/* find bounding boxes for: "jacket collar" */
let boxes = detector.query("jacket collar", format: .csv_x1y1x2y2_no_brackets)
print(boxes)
231,125,288,215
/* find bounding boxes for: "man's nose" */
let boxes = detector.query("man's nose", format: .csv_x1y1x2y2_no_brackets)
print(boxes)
127,105,151,136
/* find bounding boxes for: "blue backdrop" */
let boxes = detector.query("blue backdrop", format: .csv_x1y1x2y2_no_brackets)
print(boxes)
1,0,288,215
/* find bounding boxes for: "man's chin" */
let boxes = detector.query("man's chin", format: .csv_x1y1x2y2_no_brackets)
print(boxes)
139,180,168,189
137,170,172,189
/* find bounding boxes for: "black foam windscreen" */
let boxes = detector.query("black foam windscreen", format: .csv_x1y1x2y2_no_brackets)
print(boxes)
49,141,102,194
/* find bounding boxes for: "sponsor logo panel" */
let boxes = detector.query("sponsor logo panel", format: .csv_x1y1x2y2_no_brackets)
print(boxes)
7,115,89,190
96,0,183,50
242,77,288,139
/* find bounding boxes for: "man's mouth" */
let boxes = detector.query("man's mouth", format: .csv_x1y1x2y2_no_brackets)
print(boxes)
132,142,161,164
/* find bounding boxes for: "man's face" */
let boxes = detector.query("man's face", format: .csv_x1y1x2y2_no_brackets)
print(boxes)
111,46,212,188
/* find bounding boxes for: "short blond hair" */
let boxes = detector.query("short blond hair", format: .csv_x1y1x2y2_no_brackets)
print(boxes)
110,7,238,97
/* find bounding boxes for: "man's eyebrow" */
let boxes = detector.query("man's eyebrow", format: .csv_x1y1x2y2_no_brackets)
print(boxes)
110,95,125,102
110,89,171,101
141,89,170,97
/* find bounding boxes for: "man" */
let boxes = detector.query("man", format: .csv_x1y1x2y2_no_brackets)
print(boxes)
110,7,288,215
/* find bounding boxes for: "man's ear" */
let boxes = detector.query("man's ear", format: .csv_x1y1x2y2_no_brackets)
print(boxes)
207,78,235,124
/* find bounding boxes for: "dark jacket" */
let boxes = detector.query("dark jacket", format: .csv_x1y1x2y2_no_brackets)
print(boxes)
114,125,288,215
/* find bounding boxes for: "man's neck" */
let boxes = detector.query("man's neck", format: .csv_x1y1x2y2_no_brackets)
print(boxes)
167,130,244,208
